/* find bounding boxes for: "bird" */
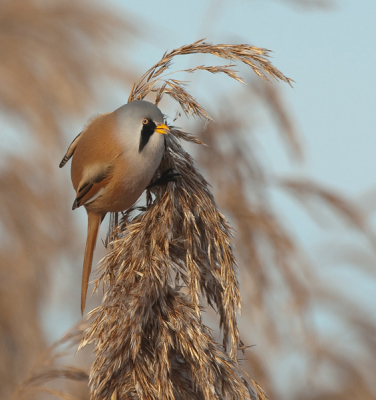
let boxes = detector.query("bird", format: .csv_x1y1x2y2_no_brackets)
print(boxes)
59,100,169,314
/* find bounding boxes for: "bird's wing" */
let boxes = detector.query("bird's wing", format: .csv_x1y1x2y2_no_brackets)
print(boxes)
72,165,113,210
59,132,82,168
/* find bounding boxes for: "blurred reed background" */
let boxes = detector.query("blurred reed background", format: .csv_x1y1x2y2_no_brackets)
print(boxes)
1,0,376,399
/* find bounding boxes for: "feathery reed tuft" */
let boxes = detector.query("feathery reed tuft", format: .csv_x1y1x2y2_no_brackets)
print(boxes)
128,39,292,118
11,324,89,400
81,40,292,399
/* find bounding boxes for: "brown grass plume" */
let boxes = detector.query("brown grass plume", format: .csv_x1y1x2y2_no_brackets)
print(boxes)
79,40,291,399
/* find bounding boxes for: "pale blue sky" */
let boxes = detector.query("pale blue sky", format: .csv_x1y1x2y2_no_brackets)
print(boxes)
109,0,375,196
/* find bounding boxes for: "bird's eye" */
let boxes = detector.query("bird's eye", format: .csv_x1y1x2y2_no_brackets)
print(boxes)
142,118,148,125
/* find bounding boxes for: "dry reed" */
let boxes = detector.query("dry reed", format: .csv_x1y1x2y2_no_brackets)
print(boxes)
128,39,292,117
10,323,89,400
0,1,135,398
6,2,376,400
79,40,291,400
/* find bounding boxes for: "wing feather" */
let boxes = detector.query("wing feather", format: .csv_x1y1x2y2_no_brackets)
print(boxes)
72,166,113,210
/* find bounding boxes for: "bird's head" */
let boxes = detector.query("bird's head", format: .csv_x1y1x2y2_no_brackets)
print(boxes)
116,100,169,154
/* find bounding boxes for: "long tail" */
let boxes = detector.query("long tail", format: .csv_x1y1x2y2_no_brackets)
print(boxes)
81,211,102,314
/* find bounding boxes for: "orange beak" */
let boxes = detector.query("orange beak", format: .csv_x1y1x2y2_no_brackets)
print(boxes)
155,124,170,134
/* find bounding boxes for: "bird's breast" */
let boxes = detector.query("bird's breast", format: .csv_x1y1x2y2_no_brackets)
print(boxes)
86,141,164,214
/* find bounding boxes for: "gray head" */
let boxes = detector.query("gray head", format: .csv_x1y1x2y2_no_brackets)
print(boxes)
115,100,169,154
118,100,164,124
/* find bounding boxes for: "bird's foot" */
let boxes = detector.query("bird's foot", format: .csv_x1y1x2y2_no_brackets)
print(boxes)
147,168,180,189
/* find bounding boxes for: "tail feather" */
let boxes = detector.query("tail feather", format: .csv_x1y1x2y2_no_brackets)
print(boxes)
81,211,102,314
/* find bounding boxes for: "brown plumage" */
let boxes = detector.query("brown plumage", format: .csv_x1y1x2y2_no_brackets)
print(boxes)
60,100,169,313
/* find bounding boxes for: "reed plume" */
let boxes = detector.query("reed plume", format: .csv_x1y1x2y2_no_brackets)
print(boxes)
10,323,89,400
79,40,291,400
